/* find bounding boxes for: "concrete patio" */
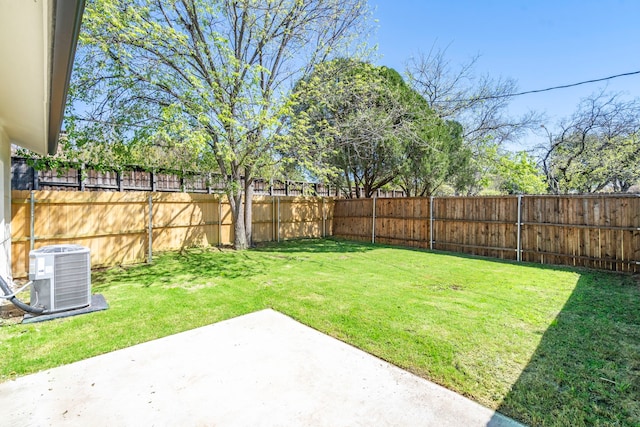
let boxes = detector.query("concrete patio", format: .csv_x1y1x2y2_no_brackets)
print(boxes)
0,309,523,426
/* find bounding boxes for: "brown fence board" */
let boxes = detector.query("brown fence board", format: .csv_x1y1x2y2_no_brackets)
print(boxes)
334,195,640,272
11,191,639,275
11,191,334,277
428,197,518,260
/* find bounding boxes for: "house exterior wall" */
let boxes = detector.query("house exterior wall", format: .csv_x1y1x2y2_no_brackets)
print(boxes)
0,127,11,279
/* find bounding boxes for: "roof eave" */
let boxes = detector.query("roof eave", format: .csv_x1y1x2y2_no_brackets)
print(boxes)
47,0,85,155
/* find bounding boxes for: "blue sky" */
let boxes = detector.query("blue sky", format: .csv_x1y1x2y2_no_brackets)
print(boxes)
370,0,640,149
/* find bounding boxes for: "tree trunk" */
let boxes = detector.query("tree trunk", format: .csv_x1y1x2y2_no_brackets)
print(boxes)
228,178,249,250
343,167,353,199
364,181,372,198
244,169,254,246
233,210,248,249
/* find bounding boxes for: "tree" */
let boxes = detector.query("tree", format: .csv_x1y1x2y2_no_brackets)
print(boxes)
288,59,427,198
396,120,472,197
406,46,540,194
541,92,640,193
289,59,472,198
494,151,547,194
67,0,371,249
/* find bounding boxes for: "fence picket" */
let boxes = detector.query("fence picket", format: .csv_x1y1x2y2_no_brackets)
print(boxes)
10,191,335,277
333,195,639,273
10,191,639,276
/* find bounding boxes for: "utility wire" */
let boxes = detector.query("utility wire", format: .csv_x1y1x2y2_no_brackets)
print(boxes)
500,70,640,98
436,70,640,103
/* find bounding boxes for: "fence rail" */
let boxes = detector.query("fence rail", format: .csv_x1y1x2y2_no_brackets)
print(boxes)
333,195,640,273
10,190,334,277
10,191,639,276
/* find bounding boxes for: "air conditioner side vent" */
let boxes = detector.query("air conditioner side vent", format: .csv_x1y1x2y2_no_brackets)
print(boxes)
53,251,91,310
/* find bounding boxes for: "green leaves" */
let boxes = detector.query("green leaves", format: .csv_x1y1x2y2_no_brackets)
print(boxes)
288,58,476,198
62,0,372,247
495,151,547,195
289,59,445,197
397,118,472,197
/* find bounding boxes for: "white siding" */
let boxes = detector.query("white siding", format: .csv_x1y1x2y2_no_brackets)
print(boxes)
0,127,11,279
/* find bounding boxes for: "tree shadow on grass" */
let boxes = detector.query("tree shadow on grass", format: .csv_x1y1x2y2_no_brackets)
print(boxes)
493,272,640,426
92,238,374,291
252,237,377,254
92,249,265,290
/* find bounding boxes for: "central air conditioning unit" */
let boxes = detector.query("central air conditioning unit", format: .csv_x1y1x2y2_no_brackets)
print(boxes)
29,245,91,314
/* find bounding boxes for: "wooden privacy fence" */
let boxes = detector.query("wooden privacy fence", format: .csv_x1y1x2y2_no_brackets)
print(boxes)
10,191,334,277
11,156,335,196
334,195,640,272
12,156,403,198
10,191,640,276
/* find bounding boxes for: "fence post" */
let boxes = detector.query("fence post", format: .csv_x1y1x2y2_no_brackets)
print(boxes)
322,197,326,238
147,195,153,263
218,197,222,247
429,196,434,250
32,168,39,190
517,194,522,262
277,197,280,242
372,197,377,244
117,170,124,192
402,197,406,241
78,164,85,191
272,196,276,241
30,191,35,251
150,170,157,192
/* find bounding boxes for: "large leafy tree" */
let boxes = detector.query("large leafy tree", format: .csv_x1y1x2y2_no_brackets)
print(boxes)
397,120,471,197
494,151,547,194
67,0,371,249
288,60,410,198
289,59,462,198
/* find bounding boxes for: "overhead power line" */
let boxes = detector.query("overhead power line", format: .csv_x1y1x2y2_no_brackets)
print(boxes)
503,70,640,97
469,70,640,102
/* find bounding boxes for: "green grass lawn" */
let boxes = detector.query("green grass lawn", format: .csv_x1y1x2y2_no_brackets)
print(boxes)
1,238,638,426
